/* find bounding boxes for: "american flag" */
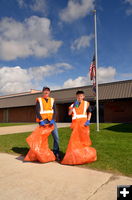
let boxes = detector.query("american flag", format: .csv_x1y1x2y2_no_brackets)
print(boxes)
89,55,96,94
89,55,96,81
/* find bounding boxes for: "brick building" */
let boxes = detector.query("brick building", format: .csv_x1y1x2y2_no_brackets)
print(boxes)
0,80,132,123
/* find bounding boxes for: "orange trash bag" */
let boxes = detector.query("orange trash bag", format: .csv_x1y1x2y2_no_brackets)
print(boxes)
61,119,97,165
24,124,55,163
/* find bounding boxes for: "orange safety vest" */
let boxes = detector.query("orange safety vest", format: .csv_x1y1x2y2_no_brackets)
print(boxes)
36,97,54,122
70,100,89,121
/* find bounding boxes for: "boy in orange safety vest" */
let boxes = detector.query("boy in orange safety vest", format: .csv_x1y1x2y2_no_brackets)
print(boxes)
61,90,97,165
36,86,60,161
69,90,92,125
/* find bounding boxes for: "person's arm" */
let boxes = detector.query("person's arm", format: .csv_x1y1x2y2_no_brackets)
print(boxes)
87,105,92,121
68,101,80,115
36,101,43,121
68,104,74,115
49,103,56,125
52,103,56,120
68,107,73,115
84,103,92,126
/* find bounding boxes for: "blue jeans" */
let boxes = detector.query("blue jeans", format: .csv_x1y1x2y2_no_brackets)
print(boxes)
39,119,59,154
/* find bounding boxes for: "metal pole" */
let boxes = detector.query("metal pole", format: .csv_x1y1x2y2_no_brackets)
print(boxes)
93,10,99,131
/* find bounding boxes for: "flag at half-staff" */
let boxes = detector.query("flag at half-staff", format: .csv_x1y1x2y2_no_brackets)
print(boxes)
89,55,96,94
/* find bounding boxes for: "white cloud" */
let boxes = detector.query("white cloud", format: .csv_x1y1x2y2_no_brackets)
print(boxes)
29,63,73,81
17,0,26,8
0,64,130,95
60,0,95,22
0,16,62,60
0,63,73,95
126,9,132,15
0,66,32,95
125,0,132,4
63,66,117,88
98,66,116,83
71,34,94,50
17,0,47,13
124,0,132,15
30,0,46,13
117,72,132,79
63,76,88,88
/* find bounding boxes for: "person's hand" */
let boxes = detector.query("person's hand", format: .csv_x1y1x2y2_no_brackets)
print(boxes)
50,119,55,125
73,100,79,108
39,120,46,126
84,120,90,126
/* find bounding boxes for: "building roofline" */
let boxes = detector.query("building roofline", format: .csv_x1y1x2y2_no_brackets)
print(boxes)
51,79,132,93
0,79,131,100
0,89,41,99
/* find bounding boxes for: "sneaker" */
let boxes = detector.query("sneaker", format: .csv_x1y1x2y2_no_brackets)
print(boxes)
55,153,61,161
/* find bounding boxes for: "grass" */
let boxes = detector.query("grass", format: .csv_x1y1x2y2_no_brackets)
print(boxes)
0,123,35,127
0,123,132,177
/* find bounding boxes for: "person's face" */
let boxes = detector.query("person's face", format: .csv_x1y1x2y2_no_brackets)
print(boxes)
42,89,50,98
76,94,85,102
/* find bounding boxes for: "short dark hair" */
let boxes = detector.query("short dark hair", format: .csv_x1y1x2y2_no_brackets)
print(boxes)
76,90,84,95
42,86,50,91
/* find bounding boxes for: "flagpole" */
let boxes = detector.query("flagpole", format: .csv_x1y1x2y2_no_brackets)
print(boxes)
93,9,99,132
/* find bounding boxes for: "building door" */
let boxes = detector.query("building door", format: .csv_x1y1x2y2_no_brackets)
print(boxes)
56,103,72,122
90,102,104,123
99,103,104,122
3,108,9,122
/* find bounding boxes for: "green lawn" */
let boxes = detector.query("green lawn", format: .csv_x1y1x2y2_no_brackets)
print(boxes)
0,123,35,127
0,123,132,177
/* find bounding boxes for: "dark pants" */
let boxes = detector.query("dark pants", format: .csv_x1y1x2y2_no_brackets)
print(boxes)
39,119,59,154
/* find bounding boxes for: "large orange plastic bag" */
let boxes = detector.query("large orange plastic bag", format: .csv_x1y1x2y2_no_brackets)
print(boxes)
24,125,55,163
61,119,97,165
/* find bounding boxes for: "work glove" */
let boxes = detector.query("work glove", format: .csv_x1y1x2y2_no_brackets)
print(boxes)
39,120,46,126
50,119,55,125
73,100,79,108
84,120,90,126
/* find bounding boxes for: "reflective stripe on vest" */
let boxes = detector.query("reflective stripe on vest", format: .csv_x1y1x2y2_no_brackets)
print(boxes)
72,101,88,120
50,97,54,107
38,97,54,114
72,114,87,120
40,110,54,114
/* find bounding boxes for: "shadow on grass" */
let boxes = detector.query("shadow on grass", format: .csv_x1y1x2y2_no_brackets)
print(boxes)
12,147,65,161
104,123,132,133
12,147,29,156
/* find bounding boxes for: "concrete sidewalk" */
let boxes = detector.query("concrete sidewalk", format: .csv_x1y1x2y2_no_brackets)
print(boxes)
0,153,131,200
0,123,71,135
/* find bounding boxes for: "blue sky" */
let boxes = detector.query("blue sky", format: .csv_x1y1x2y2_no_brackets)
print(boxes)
0,0,132,95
